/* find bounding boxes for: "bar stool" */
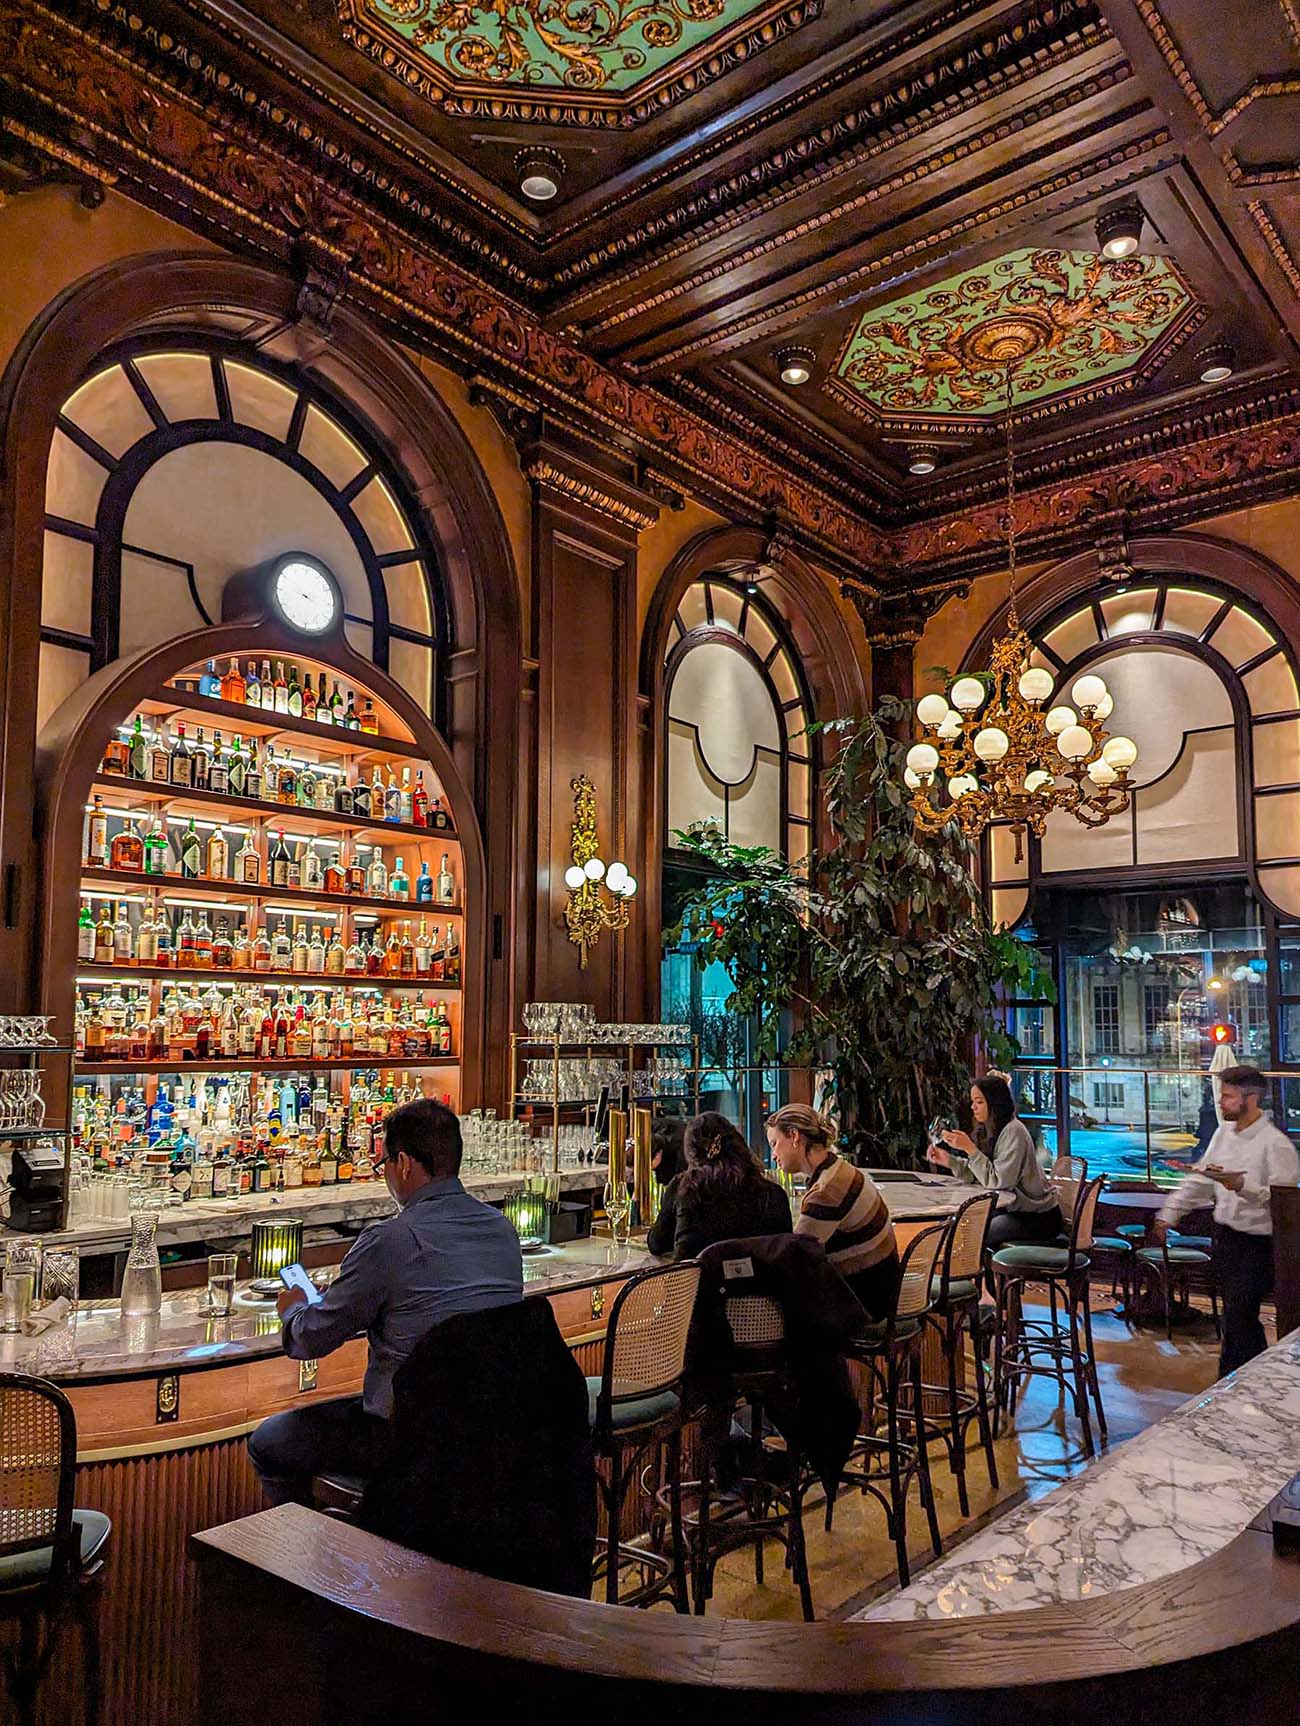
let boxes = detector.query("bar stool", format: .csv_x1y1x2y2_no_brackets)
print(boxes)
0,1373,111,1726
587,1260,701,1609
992,1175,1108,1457
1135,1235,1219,1341
834,1222,949,1588
685,1290,816,1621
920,1191,999,1517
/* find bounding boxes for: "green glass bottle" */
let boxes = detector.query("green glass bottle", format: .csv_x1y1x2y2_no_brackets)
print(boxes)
144,818,168,877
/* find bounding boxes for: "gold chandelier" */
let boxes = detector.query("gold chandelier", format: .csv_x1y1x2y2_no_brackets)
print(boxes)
904,367,1139,864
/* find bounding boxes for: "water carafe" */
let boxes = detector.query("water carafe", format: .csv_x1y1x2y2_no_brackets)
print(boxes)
119,1190,163,1317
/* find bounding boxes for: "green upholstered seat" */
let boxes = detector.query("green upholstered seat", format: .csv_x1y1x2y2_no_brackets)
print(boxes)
991,1245,1088,1273
1169,1233,1212,1251
586,1378,679,1432
1090,1235,1136,1254
0,1508,110,1588
1116,1223,1148,1240
1136,1245,1211,1265
930,1277,979,1303
847,1318,923,1352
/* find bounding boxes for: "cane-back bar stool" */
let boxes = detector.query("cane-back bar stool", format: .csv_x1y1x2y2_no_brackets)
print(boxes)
588,1261,702,1609
835,1222,949,1589
0,1373,111,1726
920,1191,999,1517
992,1175,1108,1457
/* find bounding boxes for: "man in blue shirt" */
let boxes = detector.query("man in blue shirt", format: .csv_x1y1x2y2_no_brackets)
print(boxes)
247,1097,523,1505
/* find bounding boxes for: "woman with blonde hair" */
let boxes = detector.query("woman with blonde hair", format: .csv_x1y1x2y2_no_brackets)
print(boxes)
646,1111,791,1260
765,1104,899,1319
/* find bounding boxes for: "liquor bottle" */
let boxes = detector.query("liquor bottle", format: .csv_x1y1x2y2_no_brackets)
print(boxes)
399,921,415,979
287,841,303,892
276,753,298,806
398,768,413,825
384,927,402,977
360,698,379,736
150,727,172,784
213,918,234,970
365,932,384,978
191,728,211,792
252,923,272,972
319,1139,338,1185
430,926,444,983
347,846,368,897
414,919,431,977
109,815,144,872
169,724,193,788
324,853,345,895
430,796,451,832
178,818,201,879
269,830,292,889
236,832,261,886
273,660,289,715
308,925,327,973
302,673,317,723
136,902,158,965
206,824,228,880
128,714,149,780
77,902,96,962
366,846,388,898
209,732,229,796
244,662,262,710
102,726,129,776
244,744,263,803
155,908,173,968
227,735,247,798
200,658,221,698
301,840,324,892
251,1146,272,1194
231,925,250,971
272,920,292,970
86,795,108,866
292,925,310,974
333,775,354,817
337,1143,354,1184
437,853,455,904
438,1001,453,1054
389,856,410,900
384,771,402,824
352,775,371,821
286,664,303,719
302,1148,323,1188
193,912,214,968
220,657,246,704
296,762,318,810
177,909,196,962
415,861,433,904
344,694,360,731
328,681,345,725
325,927,345,975
143,817,168,877
113,901,133,965
445,922,460,984
94,903,115,965
344,931,365,975
412,771,429,828
258,659,274,711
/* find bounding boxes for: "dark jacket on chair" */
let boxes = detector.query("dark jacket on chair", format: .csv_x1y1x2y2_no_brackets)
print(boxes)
360,1296,596,1598
692,1232,865,1496
646,1172,792,1261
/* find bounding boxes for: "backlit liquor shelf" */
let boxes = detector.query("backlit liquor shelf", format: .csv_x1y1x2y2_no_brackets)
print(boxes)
75,1056,459,1074
75,965,462,989
91,773,453,845
81,865,463,919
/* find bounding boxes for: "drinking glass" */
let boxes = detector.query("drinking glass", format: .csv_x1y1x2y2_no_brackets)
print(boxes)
603,1178,633,1247
207,1252,238,1316
39,1246,79,1313
2,1239,40,1333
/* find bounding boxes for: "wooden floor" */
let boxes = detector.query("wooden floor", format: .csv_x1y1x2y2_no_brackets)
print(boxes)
707,1294,1230,1622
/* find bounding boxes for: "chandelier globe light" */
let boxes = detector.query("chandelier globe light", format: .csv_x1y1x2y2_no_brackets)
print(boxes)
903,365,1139,863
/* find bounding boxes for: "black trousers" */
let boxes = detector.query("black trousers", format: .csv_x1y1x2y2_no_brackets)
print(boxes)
986,1205,1064,1251
1214,1224,1275,1377
247,1393,390,1507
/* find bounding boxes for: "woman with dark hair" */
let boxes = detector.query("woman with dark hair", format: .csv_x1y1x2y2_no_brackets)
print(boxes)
646,1111,791,1260
928,1075,1061,1250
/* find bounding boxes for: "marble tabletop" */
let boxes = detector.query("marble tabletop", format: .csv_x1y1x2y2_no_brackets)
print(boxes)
856,1326,1300,1622
0,1236,657,1384
868,1173,971,1221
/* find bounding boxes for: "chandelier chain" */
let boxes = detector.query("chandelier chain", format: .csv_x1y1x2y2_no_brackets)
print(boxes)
1004,363,1019,627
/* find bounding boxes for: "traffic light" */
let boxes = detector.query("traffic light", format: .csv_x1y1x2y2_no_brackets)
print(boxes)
1210,1022,1235,1046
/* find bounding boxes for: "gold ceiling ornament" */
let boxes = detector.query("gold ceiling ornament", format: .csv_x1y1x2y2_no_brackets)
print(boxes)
903,367,1139,864
562,774,637,970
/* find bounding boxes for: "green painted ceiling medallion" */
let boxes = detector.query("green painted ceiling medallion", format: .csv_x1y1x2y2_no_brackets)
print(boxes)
347,0,783,94
831,249,1198,423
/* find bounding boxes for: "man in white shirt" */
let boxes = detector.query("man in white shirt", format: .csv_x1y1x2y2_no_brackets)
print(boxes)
1156,1066,1300,1376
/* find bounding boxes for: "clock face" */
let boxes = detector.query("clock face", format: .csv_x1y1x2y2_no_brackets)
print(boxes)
273,559,337,634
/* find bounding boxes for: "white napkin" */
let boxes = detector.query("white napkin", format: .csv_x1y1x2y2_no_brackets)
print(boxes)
22,1297,71,1335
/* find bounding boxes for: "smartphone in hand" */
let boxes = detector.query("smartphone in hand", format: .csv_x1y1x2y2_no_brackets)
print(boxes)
278,1262,324,1305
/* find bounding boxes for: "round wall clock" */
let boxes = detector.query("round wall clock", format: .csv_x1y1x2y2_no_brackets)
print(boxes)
270,556,339,634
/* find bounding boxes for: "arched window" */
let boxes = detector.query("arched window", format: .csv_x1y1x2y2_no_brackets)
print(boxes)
664,576,813,866
40,342,446,734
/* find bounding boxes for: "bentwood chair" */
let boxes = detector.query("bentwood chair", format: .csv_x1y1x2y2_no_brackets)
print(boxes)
0,1374,111,1726
919,1192,999,1516
835,1223,948,1589
992,1175,1108,1457
1135,1235,1220,1341
588,1261,701,1609
685,1290,816,1621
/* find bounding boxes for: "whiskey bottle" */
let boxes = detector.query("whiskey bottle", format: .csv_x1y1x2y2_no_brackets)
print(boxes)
178,818,201,879
384,927,402,977
144,817,168,877
286,664,303,719
109,815,143,872
220,658,246,704
351,775,372,821
155,908,173,968
333,775,354,817
191,728,211,792
209,733,229,796
308,925,327,973
437,853,455,904
176,909,196,962
244,742,263,803
384,771,402,824
302,674,318,723
94,904,115,965
269,830,292,889
86,795,108,866
273,660,289,715
301,840,324,892
136,902,158,965
359,698,379,736
431,796,451,832
344,932,365,975
276,754,298,806
398,921,415,979
325,926,345,975
128,714,149,780
252,924,272,972
170,725,193,788
212,918,234,970
286,841,303,892
150,727,172,784
271,919,292,969
296,761,318,809
193,912,214,969
344,694,360,731
206,824,228,880
102,727,129,776
290,925,309,973
445,923,460,984
257,658,273,711
399,769,413,825
236,832,261,886
77,902,96,962
324,853,345,895
414,919,431,977
113,901,133,965
366,846,388,898
346,846,367,896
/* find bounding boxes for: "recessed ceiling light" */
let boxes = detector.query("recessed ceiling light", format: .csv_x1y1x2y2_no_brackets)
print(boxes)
907,446,938,476
1096,201,1144,261
1199,342,1235,384
516,148,565,203
776,345,815,387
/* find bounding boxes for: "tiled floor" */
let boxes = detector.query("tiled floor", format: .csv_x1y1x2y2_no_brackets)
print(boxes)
705,1295,1228,1622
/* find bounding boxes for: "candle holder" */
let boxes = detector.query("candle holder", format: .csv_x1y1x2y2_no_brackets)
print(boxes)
248,1217,304,1299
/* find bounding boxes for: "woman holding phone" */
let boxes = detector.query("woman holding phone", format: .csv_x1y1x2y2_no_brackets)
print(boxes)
928,1075,1061,1250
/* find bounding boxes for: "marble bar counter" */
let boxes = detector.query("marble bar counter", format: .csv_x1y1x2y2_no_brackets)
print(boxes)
19,1163,607,1256
858,1325,1300,1622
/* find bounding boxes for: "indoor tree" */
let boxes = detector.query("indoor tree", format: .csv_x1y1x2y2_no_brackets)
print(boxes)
664,697,1052,1166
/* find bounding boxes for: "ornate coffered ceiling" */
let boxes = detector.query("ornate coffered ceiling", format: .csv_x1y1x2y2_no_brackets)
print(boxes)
5,0,1300,596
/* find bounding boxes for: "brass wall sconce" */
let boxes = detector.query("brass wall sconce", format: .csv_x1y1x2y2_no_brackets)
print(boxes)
563,774,636,970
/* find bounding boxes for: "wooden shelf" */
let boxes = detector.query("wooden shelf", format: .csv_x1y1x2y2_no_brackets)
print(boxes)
75,1055,460,1075
90,774,459,845
75,964,462,989
80,864,463,918
140,689,430,763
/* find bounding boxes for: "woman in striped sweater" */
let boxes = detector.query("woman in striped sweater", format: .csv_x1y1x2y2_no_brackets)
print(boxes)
765,1105,900,1319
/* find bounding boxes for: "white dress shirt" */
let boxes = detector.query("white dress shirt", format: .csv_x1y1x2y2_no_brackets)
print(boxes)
1159,1113,1300,1236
